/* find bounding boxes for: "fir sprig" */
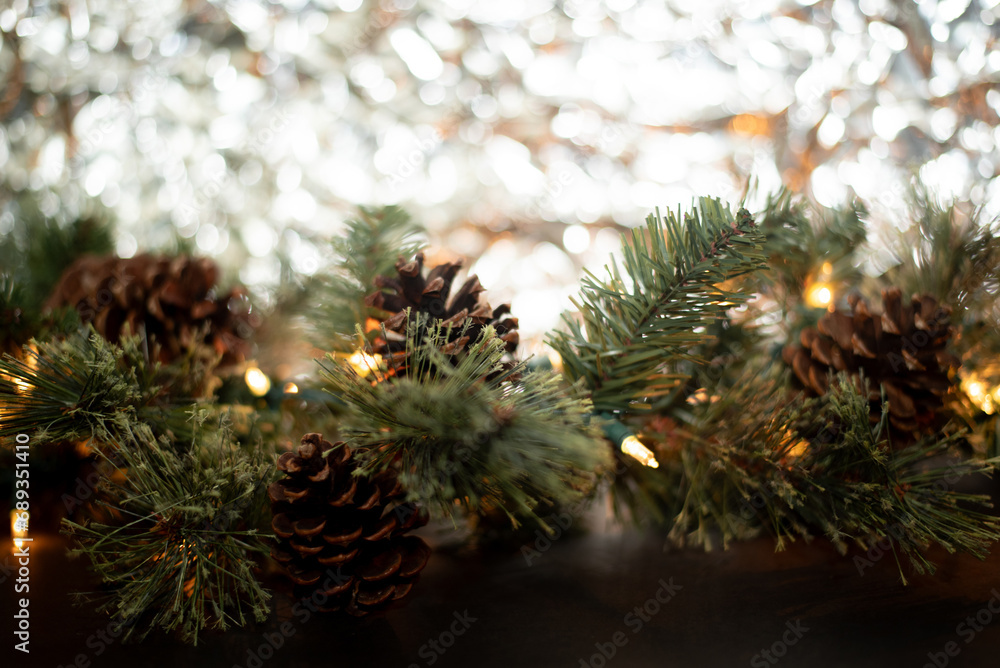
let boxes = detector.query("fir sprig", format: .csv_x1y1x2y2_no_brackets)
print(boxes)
0,330,199,446
320,323,609,528
754,188,867,303
61,416,272,644
549,197,768,414
309,205,424,351
659,368,1000,582
0,195,115,317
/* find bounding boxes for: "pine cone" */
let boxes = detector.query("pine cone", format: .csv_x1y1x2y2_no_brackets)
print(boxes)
364,253,518,375
45,254,253,367
268,433,430,615
783,287,960,441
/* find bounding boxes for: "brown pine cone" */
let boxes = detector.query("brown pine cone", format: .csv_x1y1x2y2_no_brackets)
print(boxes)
783,287,960,442
364,252,518,376
268,433,430,615
44,254,253,368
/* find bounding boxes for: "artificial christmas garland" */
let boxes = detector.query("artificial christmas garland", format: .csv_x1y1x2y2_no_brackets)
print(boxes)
2,192,999,644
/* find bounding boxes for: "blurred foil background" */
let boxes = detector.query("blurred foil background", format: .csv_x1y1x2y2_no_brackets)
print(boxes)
0,0,998,343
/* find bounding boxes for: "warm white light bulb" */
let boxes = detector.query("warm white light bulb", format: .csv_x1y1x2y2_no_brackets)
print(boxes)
245,367,271,397
348,351,383,377
805,283,833,309
621,435,659,468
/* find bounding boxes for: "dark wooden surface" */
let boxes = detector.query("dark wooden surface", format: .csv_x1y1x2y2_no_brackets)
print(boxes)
3,526,1000,668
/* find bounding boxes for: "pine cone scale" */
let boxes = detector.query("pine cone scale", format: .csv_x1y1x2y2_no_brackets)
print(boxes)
364,252,518,377
784,287,959,444
45,253,253,370
269,433,430,616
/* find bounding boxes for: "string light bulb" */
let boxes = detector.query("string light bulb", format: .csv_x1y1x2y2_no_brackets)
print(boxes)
347,350,383,377
600,415,660,468
805,282,833,309
962,375,998,414
244,366,271,397
10,510,28,550
621,435,659,468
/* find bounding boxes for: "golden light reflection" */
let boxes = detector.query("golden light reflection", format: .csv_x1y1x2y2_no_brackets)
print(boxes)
10,510,28,550
547,350,563,373
787,439,810,460
805,282,833,309
962,375,998,415
347,350,383,377
244,366,271,397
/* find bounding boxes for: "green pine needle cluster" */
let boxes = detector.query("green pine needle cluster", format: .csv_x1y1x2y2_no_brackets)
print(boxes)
0,194,115,350
549,197,768,414
878,187,1000,310
0,330,199,446
754,188,867,301
320,322,609,529
661,368,1000,582
62,417,272,644
1,329,276,642
308,205,424,351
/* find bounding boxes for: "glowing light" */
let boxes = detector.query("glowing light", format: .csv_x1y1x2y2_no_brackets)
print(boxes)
547,350,563,373
787,439,809,460
730,114,770,136
563,224,591,254
244,366,271,397
283,382,299,394
348,351,383,377
621,435,659,468
963,376,997,415
11,343,37,394
686,388,716,405
389,28,444,81
11,510,28,550
805,282,833,309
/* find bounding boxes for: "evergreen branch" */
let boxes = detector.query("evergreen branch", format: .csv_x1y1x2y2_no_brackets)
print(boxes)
878,186,1000,310
549,197,768,414
876,188,1000,367
307,205,424,350
0,194,115,313
319,324,609,528
754,188,867,296
0,330,199,446
61,416,272,644
655,367,1000,582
